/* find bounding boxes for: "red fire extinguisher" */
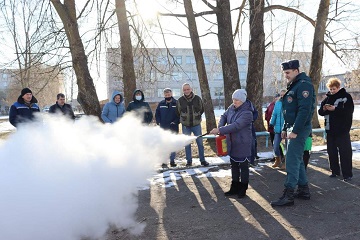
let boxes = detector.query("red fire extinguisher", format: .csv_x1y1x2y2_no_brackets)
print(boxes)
216,135,228,156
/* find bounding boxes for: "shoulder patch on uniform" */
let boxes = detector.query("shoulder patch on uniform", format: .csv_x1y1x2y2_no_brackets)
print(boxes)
287,96,293,103
302,91,309,98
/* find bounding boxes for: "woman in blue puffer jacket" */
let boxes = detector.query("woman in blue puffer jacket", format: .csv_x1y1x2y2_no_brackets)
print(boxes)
270,89,286,168
101,90,126,123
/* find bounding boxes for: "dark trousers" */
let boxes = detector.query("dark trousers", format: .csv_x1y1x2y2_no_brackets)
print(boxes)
327,132,353,178
230,159,249,183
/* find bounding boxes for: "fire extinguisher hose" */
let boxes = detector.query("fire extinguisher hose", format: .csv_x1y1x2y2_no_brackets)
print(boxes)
196,132,210,139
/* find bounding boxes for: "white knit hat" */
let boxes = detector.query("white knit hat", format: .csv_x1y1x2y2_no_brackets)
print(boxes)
232,89,247,103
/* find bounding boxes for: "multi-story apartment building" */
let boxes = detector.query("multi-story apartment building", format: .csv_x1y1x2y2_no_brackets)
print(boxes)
106,48,311,106
0,65,64,114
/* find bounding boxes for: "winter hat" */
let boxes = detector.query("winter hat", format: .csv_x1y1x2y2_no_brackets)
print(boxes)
281,59,300,70
232,89,247,103
21,88,32,96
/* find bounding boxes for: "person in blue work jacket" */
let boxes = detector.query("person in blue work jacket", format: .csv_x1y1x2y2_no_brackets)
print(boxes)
9,88,40,127
155,88,180,168
271,59,316,207
101,90,126,123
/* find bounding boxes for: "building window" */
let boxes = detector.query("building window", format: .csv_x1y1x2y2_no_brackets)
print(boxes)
214,73,223,80
214,87,224,97
185,71,197,80
144,89,155,98
240,71,247,80
237,56,246,65
214,57,221,65
157,89,164,97
174,56,182,65
172,72,182,81
2,73,7,79
204,56,210,65
172,88,181,97
186,56,195,64
113,76,121,81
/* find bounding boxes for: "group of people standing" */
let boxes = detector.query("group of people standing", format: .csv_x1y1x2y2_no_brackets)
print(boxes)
101,84,210,168
9,89,75,128
8,58,354,208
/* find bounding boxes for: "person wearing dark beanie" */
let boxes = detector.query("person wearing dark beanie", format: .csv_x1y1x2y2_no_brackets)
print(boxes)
9,87,40,127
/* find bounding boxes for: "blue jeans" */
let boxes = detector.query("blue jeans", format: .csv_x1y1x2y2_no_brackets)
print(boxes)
182,124,205,163
273,133,282,157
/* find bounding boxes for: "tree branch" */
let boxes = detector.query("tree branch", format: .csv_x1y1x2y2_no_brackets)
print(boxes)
264,5,315,26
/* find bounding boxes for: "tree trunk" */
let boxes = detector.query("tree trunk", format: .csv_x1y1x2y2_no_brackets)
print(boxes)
215,0,241,108
50,0,101,118
115,0,137,106
183,0,216,132
247,0,266,131
309,0,330,128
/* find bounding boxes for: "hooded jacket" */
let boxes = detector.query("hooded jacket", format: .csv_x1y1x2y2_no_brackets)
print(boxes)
101,90,126,123
318,88,354,135
282,72,316,134
218,100,253,159
126,89,153,124
9,94,40,127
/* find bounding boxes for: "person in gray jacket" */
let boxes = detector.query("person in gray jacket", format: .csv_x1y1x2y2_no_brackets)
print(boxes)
210,89,253,198
101,90,126,123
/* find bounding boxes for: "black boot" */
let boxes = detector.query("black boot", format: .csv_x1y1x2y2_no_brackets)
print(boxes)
224,181,239,196
303,151,310,169
238,182,248,198
270,188,295,207
294,184,311,200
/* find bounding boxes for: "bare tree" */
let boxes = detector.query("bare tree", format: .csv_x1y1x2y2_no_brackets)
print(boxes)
0,0,67,105
115,0,137,106
308,0,330,128
50,0,101,118
183,0,216,132
263,0,360,127
158,0,243,108
247,0,266,131
213,0,241,108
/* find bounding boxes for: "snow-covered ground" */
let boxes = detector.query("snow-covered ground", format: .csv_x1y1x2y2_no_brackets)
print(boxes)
150,141,360,188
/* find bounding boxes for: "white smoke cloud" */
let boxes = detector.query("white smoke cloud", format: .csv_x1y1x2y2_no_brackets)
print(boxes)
0,113,193,240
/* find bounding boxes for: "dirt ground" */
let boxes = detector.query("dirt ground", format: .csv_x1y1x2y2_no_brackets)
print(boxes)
106,150,360,240
102,122,360,240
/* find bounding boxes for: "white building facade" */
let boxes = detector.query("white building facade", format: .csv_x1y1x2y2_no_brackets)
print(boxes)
106,48,311,105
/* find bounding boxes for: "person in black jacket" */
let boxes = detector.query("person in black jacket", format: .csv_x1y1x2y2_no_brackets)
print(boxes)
9,88,40,127
318,78,354,182
155,88,180,167
48,93,75,120
126,89,153,124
